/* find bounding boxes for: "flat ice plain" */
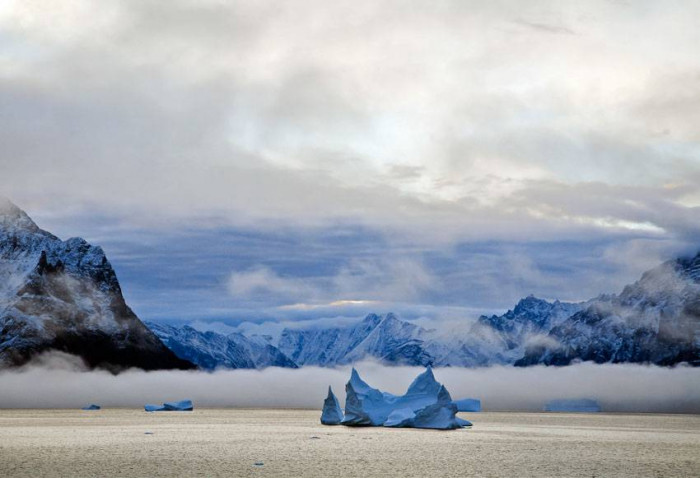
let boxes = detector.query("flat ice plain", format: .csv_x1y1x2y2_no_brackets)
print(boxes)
1,409,699,477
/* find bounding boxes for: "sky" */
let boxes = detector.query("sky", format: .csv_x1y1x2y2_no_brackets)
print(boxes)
1,0,699,330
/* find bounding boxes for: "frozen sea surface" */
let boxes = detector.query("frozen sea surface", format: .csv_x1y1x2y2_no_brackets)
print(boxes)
0,409,699,477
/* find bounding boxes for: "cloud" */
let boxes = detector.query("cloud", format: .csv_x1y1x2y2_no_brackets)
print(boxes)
1,353,699,413
227,256,440,308
228,266,317,304
1,0,698,242
2,0,699,320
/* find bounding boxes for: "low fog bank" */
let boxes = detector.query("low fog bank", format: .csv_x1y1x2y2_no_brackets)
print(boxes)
1,353,699,413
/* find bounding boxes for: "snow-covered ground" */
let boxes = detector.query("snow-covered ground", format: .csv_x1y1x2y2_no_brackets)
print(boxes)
1,409,698,478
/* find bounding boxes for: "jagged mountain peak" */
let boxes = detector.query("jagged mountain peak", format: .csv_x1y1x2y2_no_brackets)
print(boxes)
0,197,46,236
513,295,553,315
362,313,384,326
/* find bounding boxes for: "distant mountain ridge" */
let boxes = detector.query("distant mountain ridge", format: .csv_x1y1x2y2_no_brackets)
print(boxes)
277,313,433,367
0,199,193,371
150,251,700,369
146,321,297,370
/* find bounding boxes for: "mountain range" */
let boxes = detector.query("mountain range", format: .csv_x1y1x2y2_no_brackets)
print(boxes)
1,198,698,371
149,249,700,369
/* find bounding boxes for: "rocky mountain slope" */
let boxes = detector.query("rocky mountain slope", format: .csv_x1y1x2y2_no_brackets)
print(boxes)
0,199,193,371
516,253,700,366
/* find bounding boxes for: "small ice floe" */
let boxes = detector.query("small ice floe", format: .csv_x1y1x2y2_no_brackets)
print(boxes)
81,404,101,411
321,366,472,430
453,398,481,412
144,399,193,412
544,398,601,413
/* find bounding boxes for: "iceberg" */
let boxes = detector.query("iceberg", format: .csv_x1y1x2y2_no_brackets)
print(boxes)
341,368,398,426
326,366,472,430
453,398,481,412
81,404,101,411
456,416,473,427
544,398,601,413
145,399,193,412
384,383,466,430
320,386,344,425
163,400,194,411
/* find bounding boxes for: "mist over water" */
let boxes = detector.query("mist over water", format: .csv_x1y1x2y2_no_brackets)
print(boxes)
1,353,698,413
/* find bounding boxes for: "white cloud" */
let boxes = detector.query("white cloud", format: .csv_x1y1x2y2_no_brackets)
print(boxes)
228,257,440,307
0,0,698,246
228,266,316,303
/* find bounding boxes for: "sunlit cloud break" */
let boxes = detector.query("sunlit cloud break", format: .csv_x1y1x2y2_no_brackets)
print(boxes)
280,300,379,311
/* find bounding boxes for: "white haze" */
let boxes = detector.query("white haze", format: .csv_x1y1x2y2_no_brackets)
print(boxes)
1,353,698,413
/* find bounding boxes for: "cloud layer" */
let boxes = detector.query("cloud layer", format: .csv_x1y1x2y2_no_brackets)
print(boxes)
1,353,699,413
1,0,698,235
1,1,699,321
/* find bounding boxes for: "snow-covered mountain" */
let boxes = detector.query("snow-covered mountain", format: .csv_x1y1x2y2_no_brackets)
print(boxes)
154,251,699,369
146,322,297,370
149,249,700,368
517,252,700,366
467,295,586,364
276,298,588,368
277,313,435,367
0,199,193,371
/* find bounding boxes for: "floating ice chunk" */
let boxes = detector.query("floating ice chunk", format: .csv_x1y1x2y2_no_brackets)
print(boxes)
330,366,470,430
453,398,481,412
320,386,344,425
456,417,473,427
163,400,193,411
544,398,601,413
81,404,101,411
145,399,193,412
